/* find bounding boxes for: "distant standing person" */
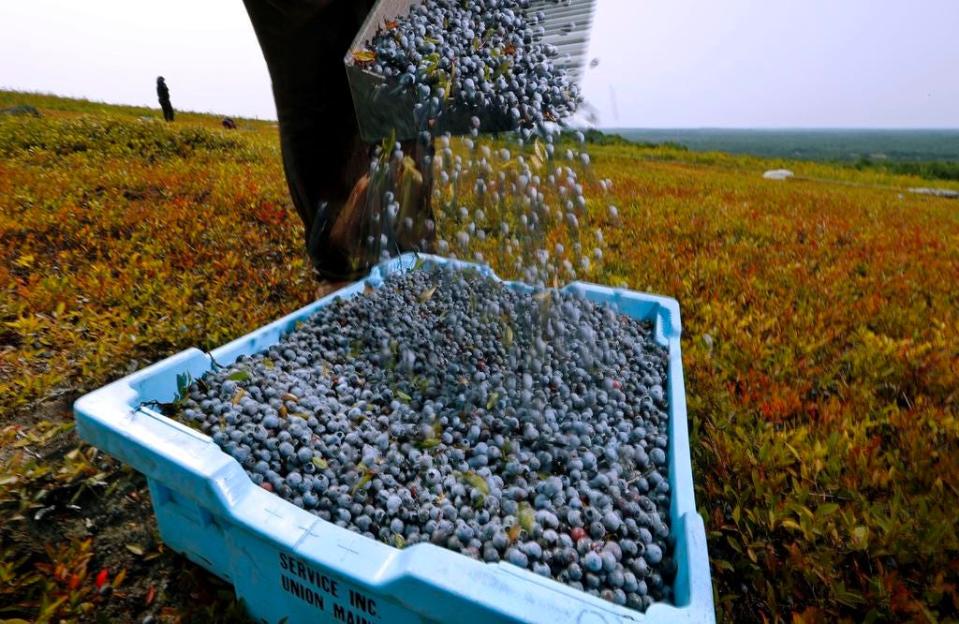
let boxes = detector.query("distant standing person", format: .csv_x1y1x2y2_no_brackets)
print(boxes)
156,76,174,122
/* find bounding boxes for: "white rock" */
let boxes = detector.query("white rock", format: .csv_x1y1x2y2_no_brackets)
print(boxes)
762,169,794,181
909,187,959,199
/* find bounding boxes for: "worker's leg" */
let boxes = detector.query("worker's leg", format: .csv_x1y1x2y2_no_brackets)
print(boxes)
242,0,375,279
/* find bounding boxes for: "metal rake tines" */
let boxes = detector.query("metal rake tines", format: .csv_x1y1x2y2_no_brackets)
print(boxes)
528,0,597,85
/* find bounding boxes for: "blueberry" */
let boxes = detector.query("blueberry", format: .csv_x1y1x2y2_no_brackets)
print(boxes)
608,568,624,588
583,551,602,573
650,448,666,466
532,562,550,576
644,544,663,565
589,521,605,540
387,495,402,515
297,446,313,464
600,550,617,573
506,548,529,568
522,541,542,560
567,562,583,581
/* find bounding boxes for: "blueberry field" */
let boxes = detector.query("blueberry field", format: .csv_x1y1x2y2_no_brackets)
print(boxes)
2,91,958,623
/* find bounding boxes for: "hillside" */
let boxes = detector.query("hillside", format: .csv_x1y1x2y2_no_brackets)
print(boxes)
1,91,958,623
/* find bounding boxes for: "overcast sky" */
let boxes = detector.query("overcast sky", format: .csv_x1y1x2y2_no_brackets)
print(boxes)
1,0,957,128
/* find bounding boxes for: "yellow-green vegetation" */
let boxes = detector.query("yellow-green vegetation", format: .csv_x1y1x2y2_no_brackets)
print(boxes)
2,90,958,623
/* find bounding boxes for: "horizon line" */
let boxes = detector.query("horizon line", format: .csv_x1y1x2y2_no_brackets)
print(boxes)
4,89,959,132
602,126,959,132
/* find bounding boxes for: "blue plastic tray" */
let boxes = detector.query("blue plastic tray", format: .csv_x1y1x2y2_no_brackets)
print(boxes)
75,254,714,623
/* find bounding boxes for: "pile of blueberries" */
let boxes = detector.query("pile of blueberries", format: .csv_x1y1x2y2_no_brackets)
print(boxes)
360,0,580,130
178,266,674,611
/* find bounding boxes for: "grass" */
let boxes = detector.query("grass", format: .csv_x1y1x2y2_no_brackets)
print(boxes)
1,90,958,623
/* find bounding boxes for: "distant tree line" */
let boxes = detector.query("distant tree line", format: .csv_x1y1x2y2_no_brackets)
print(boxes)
557,128,688,150
853,158,959,182
553,129,958,183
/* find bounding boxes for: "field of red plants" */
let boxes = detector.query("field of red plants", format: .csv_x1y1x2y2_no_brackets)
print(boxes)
1,91,957,623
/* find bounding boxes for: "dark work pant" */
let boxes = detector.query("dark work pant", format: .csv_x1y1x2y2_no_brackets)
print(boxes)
242,0,376,279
